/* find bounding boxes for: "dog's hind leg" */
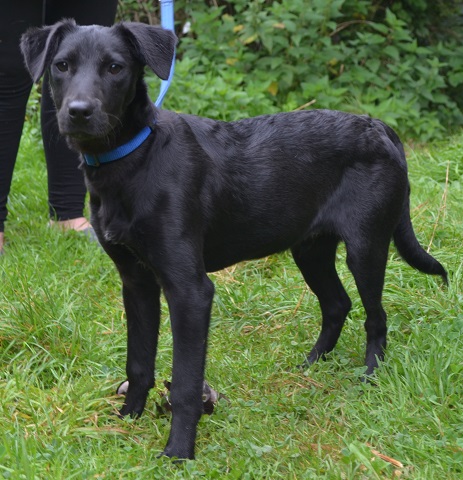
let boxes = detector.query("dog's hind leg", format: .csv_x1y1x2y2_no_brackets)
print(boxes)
344,236,390,376
291,235,352,366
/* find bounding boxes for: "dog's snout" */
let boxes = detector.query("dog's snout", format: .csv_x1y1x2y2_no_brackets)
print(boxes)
68,100,94,121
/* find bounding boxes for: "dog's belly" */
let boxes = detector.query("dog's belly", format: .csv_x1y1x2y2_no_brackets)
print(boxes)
203,246,288,272
202,222,314,272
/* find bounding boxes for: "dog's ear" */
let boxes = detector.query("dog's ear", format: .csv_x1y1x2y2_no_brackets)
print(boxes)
20,19,77,83
116,22,177,80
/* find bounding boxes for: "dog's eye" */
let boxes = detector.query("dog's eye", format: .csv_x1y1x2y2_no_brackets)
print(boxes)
108,64,123,75
55,61,69,72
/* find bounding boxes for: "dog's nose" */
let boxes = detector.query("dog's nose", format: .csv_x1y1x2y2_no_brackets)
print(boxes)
68,100,94,121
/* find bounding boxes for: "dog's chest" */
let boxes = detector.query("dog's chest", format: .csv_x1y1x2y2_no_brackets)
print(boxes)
91,192,135,246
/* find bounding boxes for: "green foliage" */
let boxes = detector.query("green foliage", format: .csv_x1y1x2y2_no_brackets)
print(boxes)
120,0,463,140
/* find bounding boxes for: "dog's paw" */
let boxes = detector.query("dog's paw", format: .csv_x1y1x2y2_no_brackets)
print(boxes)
118,403,143,419
156,380,229,416
116,380,129,395
160,446,195,461
360,372,378,386
116,383,148,418
201,381,230,414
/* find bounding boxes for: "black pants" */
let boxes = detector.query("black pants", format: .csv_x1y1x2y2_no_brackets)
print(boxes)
0,0,118,232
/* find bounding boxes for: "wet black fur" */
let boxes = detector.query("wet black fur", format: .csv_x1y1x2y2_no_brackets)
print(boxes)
21,20,447,460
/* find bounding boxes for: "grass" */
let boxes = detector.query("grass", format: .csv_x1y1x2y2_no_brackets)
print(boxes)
0,120,462,479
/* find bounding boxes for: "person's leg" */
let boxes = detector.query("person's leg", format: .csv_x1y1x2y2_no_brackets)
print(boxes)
0,2,43,251
43,0,118,230
45,0,119,26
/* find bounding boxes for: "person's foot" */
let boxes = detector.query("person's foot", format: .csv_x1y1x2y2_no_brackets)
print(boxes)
0,219,97,255
50,217,99,244
49,217,91,232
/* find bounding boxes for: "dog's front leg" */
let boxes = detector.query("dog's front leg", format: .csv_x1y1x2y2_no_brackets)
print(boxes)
120,278,161,417
109,249,161,418
162,273,215,460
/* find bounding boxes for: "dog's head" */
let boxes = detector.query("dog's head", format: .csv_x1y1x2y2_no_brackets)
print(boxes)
20,19,177,152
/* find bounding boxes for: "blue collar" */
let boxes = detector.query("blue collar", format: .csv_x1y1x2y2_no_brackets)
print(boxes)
83,123,155,167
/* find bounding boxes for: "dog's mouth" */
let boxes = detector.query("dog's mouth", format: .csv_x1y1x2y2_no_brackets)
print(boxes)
58,119,116,145
59,123,118,154
57,103,117,141
61,129,93,139
60,127,108,145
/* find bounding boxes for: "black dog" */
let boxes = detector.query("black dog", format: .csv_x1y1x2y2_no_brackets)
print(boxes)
21,20,447,460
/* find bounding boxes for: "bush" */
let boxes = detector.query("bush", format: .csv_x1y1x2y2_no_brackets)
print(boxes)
122,0,463,140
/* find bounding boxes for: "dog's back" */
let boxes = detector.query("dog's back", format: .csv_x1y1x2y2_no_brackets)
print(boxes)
181,109,406,171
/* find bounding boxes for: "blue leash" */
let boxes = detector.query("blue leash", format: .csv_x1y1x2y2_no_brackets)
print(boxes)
84,0,175,167
155,0,176,108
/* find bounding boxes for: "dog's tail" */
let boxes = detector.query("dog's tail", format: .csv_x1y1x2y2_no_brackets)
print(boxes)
393,188,448,284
